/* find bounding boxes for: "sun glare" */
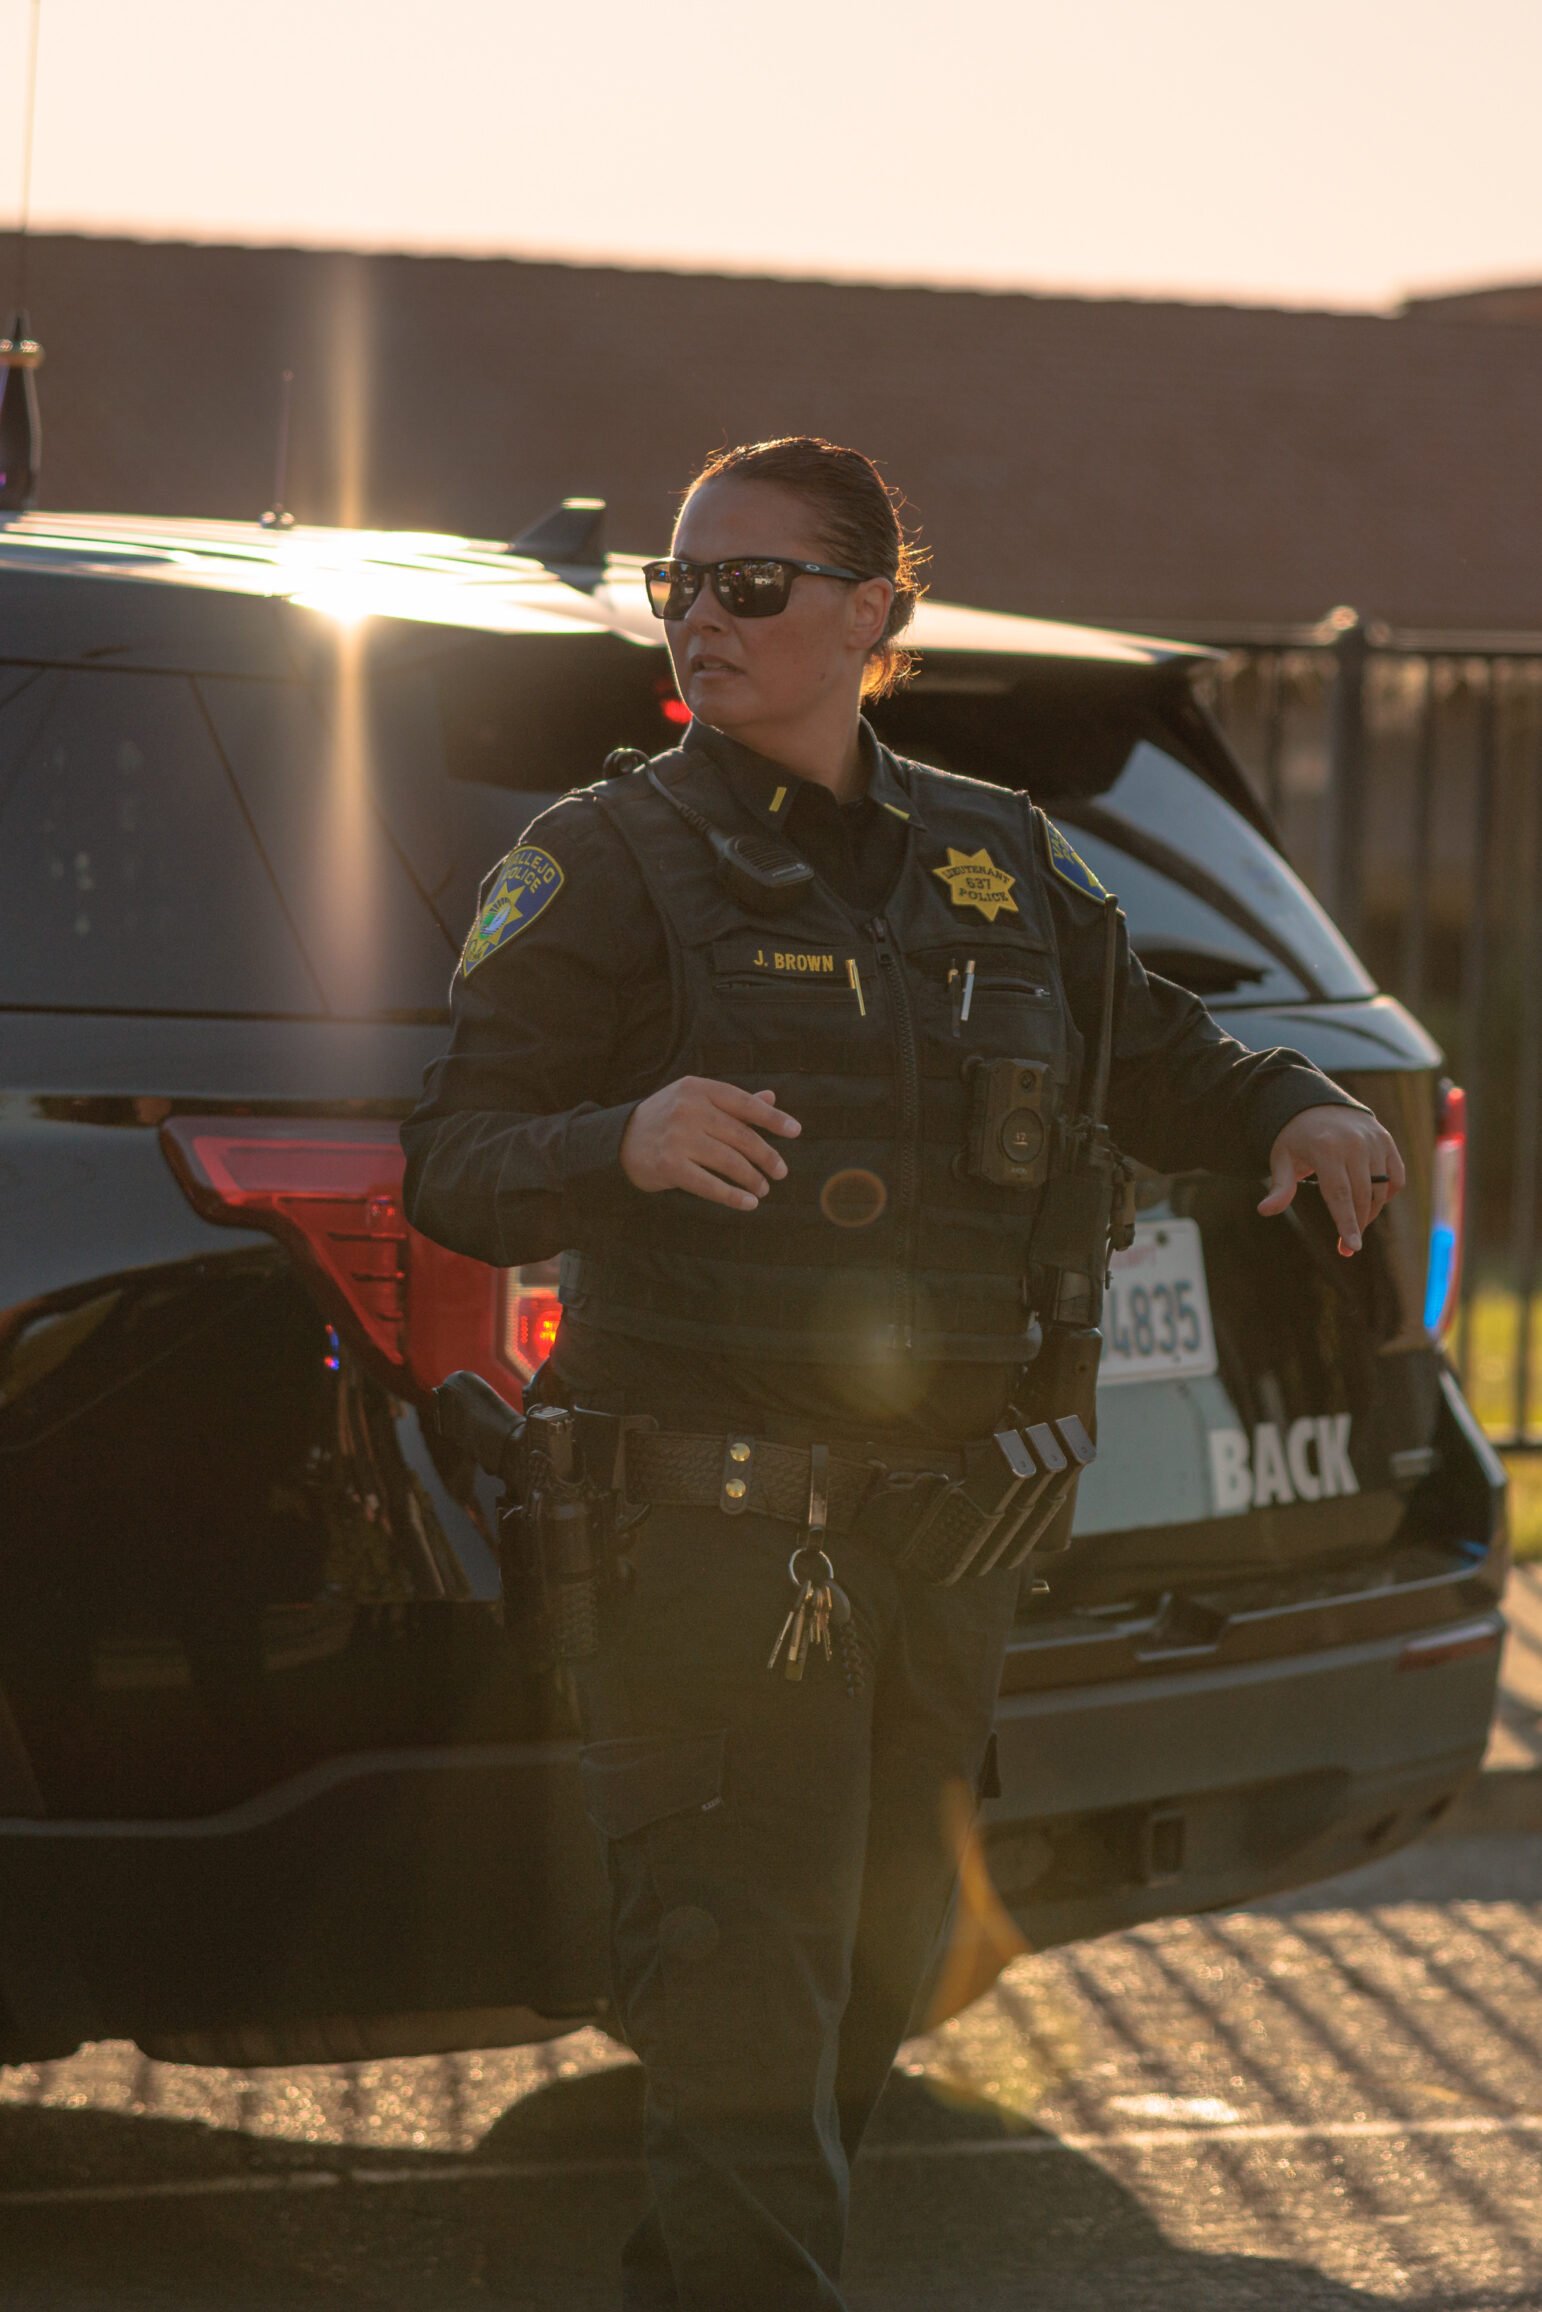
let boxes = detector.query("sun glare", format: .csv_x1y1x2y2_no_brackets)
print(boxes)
288,572,375,627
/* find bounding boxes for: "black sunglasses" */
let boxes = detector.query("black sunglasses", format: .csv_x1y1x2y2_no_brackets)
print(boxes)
642,554,871,621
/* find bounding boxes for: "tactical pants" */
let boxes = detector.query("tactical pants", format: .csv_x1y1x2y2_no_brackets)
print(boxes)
576,1502,1020,2311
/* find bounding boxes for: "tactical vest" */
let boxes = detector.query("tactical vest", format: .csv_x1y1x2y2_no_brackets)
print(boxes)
560,747,1083,1366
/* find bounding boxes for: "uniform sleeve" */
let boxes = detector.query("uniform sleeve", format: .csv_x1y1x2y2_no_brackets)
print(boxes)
401,794,666,1267
1034,808,1368,1178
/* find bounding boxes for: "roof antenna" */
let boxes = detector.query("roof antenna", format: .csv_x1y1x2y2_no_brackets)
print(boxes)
0,0,45,514
260,367,296,529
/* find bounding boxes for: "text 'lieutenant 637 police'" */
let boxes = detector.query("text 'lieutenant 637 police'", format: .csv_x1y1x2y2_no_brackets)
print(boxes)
402,436,1405,2311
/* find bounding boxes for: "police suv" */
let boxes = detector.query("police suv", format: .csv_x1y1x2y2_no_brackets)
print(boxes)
0,508,1504,2067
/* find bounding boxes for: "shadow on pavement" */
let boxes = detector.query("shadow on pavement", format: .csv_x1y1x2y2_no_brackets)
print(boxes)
0,2064,1527,2309
844,2072,1434,2312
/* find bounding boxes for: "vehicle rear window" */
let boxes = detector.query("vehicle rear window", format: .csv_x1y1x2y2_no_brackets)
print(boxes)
1056,824,1308,1005
0,644,577,1016
1065,742,1373,1003
0,668,325,1014
0,593,1376,1019
194,675,470,1015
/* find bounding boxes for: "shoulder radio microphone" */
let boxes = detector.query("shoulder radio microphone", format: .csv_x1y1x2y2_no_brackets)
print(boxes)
604,747,815,914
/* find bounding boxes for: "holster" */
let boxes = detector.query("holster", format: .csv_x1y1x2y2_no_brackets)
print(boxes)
508,1405,659,1668
427,1376,657,1670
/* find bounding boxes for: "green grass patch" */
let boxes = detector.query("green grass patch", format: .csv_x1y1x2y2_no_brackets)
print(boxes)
1501,1454,1542,1561
1457,1286,1542,1436
1454,1287,1542,1559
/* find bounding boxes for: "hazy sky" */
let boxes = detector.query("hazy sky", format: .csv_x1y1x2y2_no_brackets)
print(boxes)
3,0,1540,309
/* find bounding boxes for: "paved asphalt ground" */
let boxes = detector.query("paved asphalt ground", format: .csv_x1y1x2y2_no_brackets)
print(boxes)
5,1585,1542,2311
6,1832,1542,2309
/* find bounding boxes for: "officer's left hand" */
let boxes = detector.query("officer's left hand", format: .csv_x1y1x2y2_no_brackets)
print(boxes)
1259,1104,1406,1257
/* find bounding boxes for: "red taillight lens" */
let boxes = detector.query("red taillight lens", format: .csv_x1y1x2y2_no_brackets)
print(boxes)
160,1116,532,1405
176,1128,409,1356
502,1260,563,1380
1424,1081,1466,1341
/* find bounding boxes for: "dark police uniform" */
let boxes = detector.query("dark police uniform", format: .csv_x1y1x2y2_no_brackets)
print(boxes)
402,716,1362,2311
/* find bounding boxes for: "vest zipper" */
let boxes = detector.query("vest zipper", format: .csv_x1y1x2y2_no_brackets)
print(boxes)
869,916,921,1352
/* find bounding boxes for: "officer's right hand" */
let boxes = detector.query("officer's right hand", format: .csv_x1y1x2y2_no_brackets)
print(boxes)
620,1078,802,1210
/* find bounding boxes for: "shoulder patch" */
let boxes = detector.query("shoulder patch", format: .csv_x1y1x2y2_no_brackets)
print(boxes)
459,845,565,973
1044,819,1108,900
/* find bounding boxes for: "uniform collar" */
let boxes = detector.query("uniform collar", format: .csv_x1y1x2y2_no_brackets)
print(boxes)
682,716,926,835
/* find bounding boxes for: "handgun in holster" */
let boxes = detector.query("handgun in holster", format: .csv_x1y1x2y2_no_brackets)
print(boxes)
426,1374,651,1670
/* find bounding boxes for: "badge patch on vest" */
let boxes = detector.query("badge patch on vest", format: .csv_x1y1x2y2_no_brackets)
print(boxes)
932,846,1019,923
1044,820,1107,900
459,847,565,973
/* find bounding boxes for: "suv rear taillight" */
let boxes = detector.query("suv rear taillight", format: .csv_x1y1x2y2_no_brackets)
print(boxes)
502,1259,563,1381
161,1116,528,1404
1424,1081,1466,1341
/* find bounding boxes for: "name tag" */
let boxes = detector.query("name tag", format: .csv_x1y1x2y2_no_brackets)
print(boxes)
712,937,839,979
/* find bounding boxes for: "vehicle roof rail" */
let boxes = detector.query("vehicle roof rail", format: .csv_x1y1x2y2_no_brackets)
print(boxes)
509,495,607,571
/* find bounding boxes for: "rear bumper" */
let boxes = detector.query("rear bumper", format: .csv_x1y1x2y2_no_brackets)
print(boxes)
0,1608,1502,2064
990,1610,1503,1944
0,1744,612,2062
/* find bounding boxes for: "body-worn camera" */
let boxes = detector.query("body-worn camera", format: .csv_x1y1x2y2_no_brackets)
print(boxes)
962,1055,1058,1189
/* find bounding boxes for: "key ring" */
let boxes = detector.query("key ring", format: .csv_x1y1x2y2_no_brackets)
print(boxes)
789,1545,835,1589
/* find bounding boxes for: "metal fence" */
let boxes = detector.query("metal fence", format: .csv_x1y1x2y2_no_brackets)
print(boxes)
1195,614,1542,1448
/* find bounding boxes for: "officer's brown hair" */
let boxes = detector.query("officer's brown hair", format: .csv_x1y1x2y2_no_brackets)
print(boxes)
683,437,928,701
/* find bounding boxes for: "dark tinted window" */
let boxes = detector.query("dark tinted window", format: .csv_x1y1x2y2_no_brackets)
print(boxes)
196,675,467,1015
1060,824,1307,1005
0,668,323,1013
0,641,564,1016
331,657,555,955
1086,739,1377,994
356,629,673,947
425,628,675,794
0,587,1371,1018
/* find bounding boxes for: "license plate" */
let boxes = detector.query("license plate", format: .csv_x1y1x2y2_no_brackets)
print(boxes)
1100,1219,1218,1386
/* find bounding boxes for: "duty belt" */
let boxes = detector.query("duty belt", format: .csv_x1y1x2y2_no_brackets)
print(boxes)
621,1415,1095,1584
428,1373,1097,1590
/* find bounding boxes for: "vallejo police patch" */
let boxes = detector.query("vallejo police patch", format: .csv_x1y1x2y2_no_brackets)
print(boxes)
459,846,565,973
1044,819,1108,900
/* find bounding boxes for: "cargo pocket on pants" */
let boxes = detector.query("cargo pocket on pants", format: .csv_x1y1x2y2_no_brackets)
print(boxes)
580,1729,764,2094
580,1730,726,1842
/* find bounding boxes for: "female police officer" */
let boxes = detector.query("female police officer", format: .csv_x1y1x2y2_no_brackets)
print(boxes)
402,437,1404,2309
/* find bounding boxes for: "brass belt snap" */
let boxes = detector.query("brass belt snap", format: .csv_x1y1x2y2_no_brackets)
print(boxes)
720,1435,756,1515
